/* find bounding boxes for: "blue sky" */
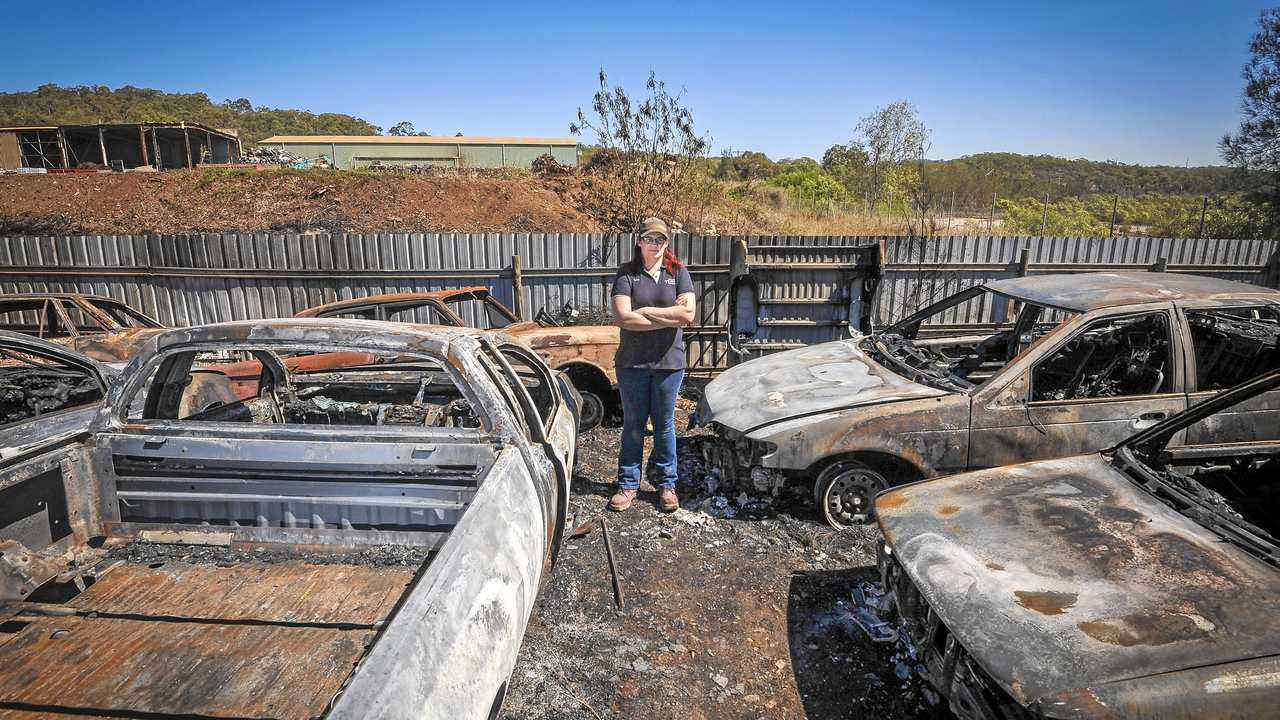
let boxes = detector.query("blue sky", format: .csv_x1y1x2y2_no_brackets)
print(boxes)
0,1,1270,166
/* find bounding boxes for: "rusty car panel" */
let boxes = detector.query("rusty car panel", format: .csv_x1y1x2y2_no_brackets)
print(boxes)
0,319,577,720
65,560,414,625
0,613,377,719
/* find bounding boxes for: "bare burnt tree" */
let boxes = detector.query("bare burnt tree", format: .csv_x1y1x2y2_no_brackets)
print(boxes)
571,70,710,255
901,140,959,315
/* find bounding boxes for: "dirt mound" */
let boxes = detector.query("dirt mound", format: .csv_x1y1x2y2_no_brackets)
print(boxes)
0,169,602,235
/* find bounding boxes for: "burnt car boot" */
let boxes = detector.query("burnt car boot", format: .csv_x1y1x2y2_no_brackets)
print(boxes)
609,488,638,512
658,487,679,513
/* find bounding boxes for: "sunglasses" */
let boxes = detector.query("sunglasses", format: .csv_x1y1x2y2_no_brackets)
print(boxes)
639,236,667,247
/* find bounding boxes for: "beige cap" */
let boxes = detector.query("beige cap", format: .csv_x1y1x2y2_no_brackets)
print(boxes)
639,217,671,241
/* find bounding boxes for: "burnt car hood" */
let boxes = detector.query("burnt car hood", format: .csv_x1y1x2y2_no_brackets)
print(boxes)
698,338,944,433
876,454,1280,707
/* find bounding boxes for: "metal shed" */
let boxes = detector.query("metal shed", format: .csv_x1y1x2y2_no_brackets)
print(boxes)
0,122,242,171
257,135,578,171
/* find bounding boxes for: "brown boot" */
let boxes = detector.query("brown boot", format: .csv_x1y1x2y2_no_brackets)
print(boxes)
658,487,679,513
609,488,638,512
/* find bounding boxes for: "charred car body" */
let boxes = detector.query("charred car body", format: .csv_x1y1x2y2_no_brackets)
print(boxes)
694,272,1280,526
297,287,621,430
874,345,1280,718
0,319,576,719
0,292,166,362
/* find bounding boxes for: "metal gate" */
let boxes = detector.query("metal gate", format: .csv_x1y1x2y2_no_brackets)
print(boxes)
727,238,883,364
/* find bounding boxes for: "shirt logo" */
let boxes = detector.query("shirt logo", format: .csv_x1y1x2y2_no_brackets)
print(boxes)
664,278,676,285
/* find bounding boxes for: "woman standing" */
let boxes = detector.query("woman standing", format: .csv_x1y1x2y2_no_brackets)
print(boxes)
609,217,696,512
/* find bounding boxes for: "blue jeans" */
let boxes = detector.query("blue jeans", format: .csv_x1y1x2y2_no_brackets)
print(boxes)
616,367,684,490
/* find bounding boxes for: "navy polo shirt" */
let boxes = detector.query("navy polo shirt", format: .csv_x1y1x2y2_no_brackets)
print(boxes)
611,263,695,370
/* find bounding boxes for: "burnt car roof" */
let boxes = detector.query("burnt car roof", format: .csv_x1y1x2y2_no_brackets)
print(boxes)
294,288,495,318
984,272,1280,312
137,319,500,356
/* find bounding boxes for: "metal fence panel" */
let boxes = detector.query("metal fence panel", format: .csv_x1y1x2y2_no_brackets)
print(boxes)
0,233,1275,371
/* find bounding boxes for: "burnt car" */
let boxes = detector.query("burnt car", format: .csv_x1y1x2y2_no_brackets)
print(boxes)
0,319,576,719
873,345,1279,719
0,292,166,362
0,294,419,408
694,272,1280,527
1,329,114,460
297,287,621,430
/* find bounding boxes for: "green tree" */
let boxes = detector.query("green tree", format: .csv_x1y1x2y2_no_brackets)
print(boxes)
853,101,929,212
714,150,777,181
769,170,847,205
0,84,382,144
1221,8,1280,236
775,156,820,174
821,142,869,193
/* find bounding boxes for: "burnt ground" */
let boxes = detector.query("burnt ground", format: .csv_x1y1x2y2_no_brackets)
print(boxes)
502,392,951,720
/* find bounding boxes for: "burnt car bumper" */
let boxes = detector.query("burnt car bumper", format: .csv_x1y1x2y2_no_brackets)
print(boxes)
693,417,790,493
876,540,1039,720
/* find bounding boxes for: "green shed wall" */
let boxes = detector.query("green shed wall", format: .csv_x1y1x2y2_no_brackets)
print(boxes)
267,141,577,170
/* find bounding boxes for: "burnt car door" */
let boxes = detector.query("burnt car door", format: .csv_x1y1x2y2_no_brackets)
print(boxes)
969,306,1187,469
1179,303,1280,444
478,340,573,558
0,332,111,598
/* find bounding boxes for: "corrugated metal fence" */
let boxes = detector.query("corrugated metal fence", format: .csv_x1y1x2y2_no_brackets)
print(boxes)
0,233,1275,371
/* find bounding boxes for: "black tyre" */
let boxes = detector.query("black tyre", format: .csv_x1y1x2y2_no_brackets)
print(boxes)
577,390,605,431
813,459,889,528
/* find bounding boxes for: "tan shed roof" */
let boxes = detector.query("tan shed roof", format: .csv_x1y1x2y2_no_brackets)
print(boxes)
259,135,577,146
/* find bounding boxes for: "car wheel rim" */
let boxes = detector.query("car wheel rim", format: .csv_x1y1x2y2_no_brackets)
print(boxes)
578,391,604,430
824,468,888,527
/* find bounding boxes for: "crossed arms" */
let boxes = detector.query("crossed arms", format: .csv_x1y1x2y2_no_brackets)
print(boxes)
612,293,696,331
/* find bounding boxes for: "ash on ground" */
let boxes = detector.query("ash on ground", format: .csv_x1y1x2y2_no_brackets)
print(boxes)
502,389,950,720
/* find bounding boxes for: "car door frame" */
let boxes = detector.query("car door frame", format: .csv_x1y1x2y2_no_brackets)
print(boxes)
1175,297,1280,444
479,338,573,564
968,302,1188,469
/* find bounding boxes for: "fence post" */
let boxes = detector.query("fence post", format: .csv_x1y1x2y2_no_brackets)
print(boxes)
1017,246,1031,277
1040,193,1049,234
511,253,525,319
1109,195,1118,237
988,192,996,233
729,237,749,280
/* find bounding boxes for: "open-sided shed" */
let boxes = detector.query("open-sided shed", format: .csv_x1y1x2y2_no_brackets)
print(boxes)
0,122,242,171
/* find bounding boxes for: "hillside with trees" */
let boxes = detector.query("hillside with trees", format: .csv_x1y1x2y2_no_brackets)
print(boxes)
0,84,381,145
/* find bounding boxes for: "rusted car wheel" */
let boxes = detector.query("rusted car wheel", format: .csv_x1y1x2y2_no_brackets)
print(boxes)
577,390,605,431
814,460,889,528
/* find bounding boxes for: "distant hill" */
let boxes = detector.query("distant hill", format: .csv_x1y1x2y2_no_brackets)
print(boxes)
924,152,1246,207
0,84,381,145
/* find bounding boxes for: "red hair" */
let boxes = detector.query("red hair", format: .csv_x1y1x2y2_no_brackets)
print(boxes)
663,247,684,274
